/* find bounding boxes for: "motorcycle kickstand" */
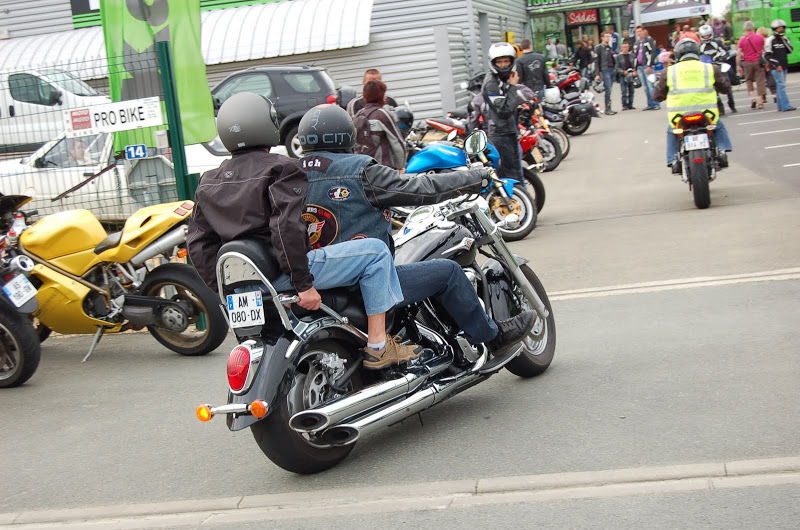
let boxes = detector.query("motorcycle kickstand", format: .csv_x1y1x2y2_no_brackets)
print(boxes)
82,326,105,363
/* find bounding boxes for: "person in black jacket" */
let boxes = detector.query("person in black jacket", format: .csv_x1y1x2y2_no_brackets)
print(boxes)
615,42,637,110
188,93,424,370
482,42,524,183
594,32,618,115
515,38,551,100
634,26,660,110
571,41,593,78
764,19,796,112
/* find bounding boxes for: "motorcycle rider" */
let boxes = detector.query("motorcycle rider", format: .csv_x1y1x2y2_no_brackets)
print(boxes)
296,103,537,359
699,24,737,115
187,93,424,370
482,42,525,185
653,39,733,173
515,38,551,102
764,19,796,112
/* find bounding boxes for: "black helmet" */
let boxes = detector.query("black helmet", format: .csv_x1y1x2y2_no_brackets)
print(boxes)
674,38,701,62
216,92,280,153
395,107,414,137
298,104,356,153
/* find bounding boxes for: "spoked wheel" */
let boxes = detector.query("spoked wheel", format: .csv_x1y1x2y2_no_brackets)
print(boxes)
0,307,40,388
504,265,556,378
139,264,228,356
251,340,362,474
537,133,563,172
486,184,537,241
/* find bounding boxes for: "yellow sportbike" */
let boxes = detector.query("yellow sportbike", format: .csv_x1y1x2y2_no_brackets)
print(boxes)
12,201,227,360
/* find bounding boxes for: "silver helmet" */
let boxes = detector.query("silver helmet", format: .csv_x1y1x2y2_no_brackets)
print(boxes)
771,19,787,34
216,92,280,153
699,25,713,39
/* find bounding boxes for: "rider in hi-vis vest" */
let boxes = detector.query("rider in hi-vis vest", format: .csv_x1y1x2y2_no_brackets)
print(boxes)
654,38,733,170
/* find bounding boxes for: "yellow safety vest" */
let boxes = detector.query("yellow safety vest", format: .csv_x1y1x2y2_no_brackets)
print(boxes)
666,60,718,126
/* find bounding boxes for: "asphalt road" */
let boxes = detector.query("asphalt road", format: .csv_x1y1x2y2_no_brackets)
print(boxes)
2,74,799,527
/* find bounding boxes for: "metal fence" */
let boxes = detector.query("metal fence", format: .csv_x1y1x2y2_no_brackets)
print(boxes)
0,48,180,231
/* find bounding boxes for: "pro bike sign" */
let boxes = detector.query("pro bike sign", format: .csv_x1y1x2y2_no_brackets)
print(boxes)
226,292,265,329
567,10,597,25
63,97,164,137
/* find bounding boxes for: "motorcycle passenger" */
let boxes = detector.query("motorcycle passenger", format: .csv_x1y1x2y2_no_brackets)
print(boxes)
187,93,424,370
515,38,551,102
764,19,796,112
297,103,537,358
482,42,525,185
653,39,733,173
699,24,737,115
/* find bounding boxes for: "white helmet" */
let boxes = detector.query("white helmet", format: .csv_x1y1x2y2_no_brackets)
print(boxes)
488,42,517,78
544,87,561,104
771,19,787,34
699,25,713,39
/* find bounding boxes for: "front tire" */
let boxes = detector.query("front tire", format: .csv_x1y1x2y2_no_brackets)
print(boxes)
486,184,537,242
563,115,591,136
251,340,361,474
538,133,563,172
0,306,41,388
139,265,228,356
688,154,711,209
504,265,556,378
524,168,546,213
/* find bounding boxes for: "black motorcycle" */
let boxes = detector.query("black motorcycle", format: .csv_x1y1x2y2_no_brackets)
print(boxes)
0,194,41,388
197,130,556,474
670,110,727,209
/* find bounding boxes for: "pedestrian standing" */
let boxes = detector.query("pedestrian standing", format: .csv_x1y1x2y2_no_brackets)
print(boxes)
572,41,593,78
622,30,635,52
764,19,797,111
757,27,779,104
516,38,551,100
346,69,398,116
615,42,636,110
545,38,558,61
635,26,660,110
607,25,620,52
736,21,768,109
595,32,618,115
555,39,567,58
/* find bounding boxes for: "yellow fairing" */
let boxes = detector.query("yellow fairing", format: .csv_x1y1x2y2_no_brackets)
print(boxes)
20,210,107,262
31,265,122,335
92,201,194,266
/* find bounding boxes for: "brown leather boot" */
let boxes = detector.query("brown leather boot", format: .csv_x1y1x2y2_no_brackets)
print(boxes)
362,336,424,370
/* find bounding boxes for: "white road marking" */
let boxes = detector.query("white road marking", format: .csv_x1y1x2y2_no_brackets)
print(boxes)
550,268,800,301
737,116,800,125
750,127,800,136
764,142,800,149
728,110,779,117
784,163,800,168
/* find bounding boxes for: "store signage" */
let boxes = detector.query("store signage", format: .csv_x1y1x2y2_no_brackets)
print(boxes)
567,10,598,25
527,0,590,9
64,97,164,136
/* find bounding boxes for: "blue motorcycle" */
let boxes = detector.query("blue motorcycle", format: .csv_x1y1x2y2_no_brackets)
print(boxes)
403,140,538,241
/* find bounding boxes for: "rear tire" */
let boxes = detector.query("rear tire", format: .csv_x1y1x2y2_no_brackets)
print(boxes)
251,340,361,474
551,127,570,159
563,116,591,136
139,265,228,356
0,306,41,388
538,133,563,172
688,154,711,209
504,265,556,378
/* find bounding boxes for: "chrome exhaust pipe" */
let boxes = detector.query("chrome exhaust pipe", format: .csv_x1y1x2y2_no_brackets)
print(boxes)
289,373,425,433
130,225,188,266
321,353,489,446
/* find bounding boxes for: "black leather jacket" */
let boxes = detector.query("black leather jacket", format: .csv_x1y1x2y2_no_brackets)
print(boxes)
481,72,520,136
516,51,551,92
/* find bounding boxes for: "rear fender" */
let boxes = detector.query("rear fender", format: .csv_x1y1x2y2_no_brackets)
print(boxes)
226,327,364,431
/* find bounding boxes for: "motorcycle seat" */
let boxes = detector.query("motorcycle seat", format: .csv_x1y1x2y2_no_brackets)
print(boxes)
448,109,469,119
94,231,123,255
564,92,581,101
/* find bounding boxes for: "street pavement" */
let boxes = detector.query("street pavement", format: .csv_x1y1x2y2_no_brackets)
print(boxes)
1,74,799,528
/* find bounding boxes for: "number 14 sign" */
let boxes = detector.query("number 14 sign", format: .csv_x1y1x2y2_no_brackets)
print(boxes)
124,144,147,160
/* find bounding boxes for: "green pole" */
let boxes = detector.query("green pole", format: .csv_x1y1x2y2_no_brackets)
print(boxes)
157,40,190,201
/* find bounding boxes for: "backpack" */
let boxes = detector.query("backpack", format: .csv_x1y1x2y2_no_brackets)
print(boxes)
353,107,381,158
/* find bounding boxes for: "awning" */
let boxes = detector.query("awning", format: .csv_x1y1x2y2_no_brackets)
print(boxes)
640,0,711,24
0,0,373,78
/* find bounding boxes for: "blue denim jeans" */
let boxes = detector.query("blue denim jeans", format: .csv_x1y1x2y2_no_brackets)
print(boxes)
272,238,402,315
601,68,615,107
620,76,634,109
396,260,498,345
637,66,657,109
666,119,733,165
771,69,793,111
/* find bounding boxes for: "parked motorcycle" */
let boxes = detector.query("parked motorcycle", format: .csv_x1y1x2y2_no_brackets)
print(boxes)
403,131,538,241
541,87,599,136
2,196,228,360
196,129,556,474
0,193,41,387
670,110,727,209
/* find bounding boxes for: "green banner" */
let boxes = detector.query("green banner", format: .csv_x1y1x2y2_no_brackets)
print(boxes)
100,0,216,148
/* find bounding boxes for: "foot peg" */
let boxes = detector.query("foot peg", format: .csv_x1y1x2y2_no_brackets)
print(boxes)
478,343,523,375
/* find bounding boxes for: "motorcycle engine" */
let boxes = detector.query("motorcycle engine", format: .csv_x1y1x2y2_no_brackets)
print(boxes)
82,268,126,320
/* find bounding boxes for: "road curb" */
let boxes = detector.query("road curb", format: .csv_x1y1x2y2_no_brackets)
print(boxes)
3,456,800,527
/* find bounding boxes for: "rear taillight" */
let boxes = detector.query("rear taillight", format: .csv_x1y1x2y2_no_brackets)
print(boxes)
227,345,251,392
326,94,337,104
684,114,703,123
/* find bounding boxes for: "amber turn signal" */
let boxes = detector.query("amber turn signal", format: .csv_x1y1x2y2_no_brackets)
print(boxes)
177,248,188,258
250,400,268,419
196,404,213,422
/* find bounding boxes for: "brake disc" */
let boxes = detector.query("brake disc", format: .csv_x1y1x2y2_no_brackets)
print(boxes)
489,196,522,218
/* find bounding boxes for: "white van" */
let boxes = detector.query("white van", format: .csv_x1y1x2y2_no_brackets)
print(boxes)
0,68,110,152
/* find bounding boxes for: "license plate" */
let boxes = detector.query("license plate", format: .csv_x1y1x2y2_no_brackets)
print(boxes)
226,292,265,328
684,134,709,151
2,274,37,308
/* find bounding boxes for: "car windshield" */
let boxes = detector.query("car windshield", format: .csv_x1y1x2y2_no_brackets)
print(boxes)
40,69,100,97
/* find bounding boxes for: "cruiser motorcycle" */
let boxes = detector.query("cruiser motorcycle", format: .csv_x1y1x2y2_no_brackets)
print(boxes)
196,130,556,474
2,196,228,361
